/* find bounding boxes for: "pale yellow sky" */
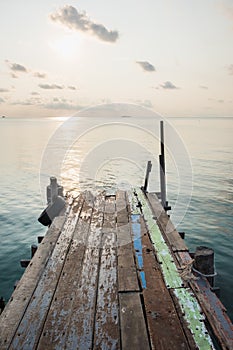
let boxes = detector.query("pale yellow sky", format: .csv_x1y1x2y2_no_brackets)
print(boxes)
0,0,232,117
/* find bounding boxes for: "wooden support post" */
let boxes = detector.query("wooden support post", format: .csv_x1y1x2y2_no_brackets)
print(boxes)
193,246,215,287
159,121,171,211
143,161,152,192
0,297,5,314
50,177,58,204
20,260,31,268
159,121,167,209
179,232,185,239
37,236,44,244
31,244,37,258
14,281,19,290
47,177,64,205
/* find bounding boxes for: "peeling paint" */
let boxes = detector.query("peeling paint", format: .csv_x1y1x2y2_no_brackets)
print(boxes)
134,188,215,350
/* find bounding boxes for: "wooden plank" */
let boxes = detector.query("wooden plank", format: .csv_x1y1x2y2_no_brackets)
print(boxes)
119,292,150,350
9,196,86,350
117,226,139,292
36,194,104,349
64,195,105,350
93,195,119,349
190,277,233,350
0,213,67,350
116,190,128,225
116,192,139,292
131,214,146,289
141,218,191,350
146,192,188,252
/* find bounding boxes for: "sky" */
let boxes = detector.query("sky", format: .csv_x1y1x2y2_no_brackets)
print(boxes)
0,0,232,117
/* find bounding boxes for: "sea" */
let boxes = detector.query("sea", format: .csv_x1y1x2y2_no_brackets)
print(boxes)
0,106,232,321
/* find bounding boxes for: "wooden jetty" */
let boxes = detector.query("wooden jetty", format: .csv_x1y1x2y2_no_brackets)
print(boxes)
0,187,233,350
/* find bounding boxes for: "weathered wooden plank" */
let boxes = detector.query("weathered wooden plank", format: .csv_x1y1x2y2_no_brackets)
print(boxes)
116,190,129,226
116,192,139,292
146,192,188,252
93,195,119,349
136,189,215,349
171,288,214,350
9,196,86,350
190,277,233,350
141,219,191,350
0,213,68,350
131,214,146,289
36,195,104,349
64,195,105,350
117,225,139,292
119,292,150,350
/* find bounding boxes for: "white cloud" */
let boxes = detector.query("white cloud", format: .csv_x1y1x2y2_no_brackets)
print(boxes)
39,84,64,90
0,88,10,93
43,101,83,110
160,81,179,89
136,61,155,72
34,72,47,79
6,60,28,73
228,64,233,75
50,5,119,43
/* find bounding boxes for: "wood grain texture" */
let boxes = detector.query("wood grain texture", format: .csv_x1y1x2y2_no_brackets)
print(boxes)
0,214,67,350
9,198,85,350
146,192,188,252
141,218,191,350
119,292,150,350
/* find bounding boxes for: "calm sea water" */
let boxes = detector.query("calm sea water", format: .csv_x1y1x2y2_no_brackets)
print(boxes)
0,112,232,321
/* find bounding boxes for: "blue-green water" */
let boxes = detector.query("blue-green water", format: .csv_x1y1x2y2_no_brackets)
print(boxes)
0,114,232,321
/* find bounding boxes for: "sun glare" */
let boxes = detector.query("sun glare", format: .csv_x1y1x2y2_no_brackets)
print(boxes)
49,35,82,59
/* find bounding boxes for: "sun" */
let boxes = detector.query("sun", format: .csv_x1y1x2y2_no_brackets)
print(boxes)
49,34,82,59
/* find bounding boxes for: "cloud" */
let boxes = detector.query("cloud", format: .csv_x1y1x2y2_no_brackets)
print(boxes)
134,99,153,108
39,83,64,90
0,88,9,93
31,91,40,96
50,5,119,43
34,72,47,79
43,101,82,110
199,85,208,89
228,64,233,75
0,97,5,103
160,81,179,89
11,100,34,106
11,73,18,79
136,61,155,72
6,61,28,73
68,86,76,90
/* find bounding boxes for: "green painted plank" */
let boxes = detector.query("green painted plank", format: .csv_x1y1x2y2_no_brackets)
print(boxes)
133,188,215,350
135,189,182,289
173,288,214,349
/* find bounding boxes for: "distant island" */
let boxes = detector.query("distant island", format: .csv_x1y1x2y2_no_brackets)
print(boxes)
1,116,6,118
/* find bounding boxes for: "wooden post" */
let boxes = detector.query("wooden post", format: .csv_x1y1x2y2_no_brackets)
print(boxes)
31,244,37,258
37,236,44,244
143,161,152,192
47,177,64,205
193,246,215,287
159,121,167,209
50,177,58,204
